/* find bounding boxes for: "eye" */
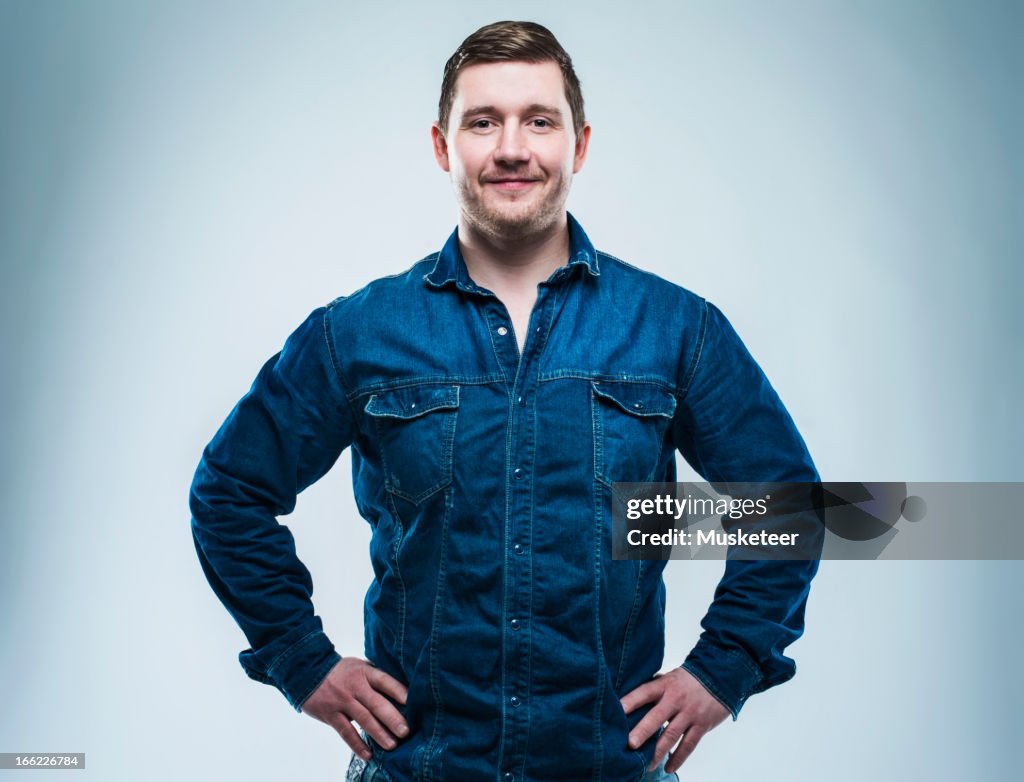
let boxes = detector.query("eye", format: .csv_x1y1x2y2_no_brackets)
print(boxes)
531,118,552,129
471,119,494,130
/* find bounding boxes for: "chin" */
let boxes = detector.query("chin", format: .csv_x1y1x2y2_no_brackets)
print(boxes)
474,202,562,239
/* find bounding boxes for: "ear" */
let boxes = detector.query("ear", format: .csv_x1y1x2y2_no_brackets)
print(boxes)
431,123,450,172
572,122,591,174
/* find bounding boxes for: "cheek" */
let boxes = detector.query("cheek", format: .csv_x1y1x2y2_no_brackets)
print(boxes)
451,142,487,177
448,162,473,190
542,143,578,175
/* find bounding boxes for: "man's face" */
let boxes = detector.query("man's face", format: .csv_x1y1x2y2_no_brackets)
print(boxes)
432,60,590,241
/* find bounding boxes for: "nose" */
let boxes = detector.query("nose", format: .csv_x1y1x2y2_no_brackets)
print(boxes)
495,121,530,165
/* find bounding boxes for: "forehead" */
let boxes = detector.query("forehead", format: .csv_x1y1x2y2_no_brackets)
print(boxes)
450,60,568,113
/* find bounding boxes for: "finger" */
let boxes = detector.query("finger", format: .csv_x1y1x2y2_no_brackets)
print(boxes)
347,698,400,751
329,715,372,762
357,687,410,739
665,725,705,774
647,715,691,771
369,668,409,705
620,679,663,714
627,702,674,750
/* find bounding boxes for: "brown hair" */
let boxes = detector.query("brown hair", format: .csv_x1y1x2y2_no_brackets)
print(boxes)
438,21,586,138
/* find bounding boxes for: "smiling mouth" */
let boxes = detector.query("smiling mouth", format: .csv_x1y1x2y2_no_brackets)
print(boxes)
484,178,541,191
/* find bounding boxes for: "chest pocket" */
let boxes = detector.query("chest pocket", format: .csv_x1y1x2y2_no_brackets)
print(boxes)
592,380,676,488
365,384,460,504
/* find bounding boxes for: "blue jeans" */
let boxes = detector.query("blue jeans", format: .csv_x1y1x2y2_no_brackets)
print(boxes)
346,754,679,782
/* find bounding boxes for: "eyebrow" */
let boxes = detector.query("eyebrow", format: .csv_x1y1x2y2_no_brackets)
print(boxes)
460,104,565,122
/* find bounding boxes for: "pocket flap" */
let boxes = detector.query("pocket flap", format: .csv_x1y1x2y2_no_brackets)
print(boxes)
592,381,676,418
365,384,460,420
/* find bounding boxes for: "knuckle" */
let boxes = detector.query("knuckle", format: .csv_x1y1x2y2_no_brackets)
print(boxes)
335,721,357,743
663,724,685,743
335,690,356,710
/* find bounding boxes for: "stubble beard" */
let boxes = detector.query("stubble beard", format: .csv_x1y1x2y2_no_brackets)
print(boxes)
457,170,570,243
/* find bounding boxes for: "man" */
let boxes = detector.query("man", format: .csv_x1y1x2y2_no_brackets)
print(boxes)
190,21,818,782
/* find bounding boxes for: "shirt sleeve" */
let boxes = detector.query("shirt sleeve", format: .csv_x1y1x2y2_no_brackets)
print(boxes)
189,306,356,710
672,300,820,718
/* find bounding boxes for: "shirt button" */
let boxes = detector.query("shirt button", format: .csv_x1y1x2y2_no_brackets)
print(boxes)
517,395,523,404
633,402,644,410
513,543,524,555
504,774,514,782
497,326,508,336
510,695,521,707
513,468,523,479
510,618,521,630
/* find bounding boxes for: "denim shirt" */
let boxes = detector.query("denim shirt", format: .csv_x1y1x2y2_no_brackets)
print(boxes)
190,214,818,782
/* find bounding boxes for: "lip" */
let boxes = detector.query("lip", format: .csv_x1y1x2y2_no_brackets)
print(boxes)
485,179,540,191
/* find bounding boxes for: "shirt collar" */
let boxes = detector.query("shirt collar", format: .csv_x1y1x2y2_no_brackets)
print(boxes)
424,212,600,291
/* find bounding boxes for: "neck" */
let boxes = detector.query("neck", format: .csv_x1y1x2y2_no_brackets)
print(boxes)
457,213,571,292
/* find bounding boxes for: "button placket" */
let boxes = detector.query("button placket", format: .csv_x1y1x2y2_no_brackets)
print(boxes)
499,282,564,774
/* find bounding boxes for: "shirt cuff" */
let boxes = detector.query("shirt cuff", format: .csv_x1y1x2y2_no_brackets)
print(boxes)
681,638,766,720
238,628,342,711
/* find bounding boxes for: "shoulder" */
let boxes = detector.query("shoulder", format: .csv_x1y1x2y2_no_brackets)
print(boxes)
593,250,708,319
318,254,450,346
325,254,439,316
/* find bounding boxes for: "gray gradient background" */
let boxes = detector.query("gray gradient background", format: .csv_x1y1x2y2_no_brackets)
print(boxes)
1,1,1021,780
